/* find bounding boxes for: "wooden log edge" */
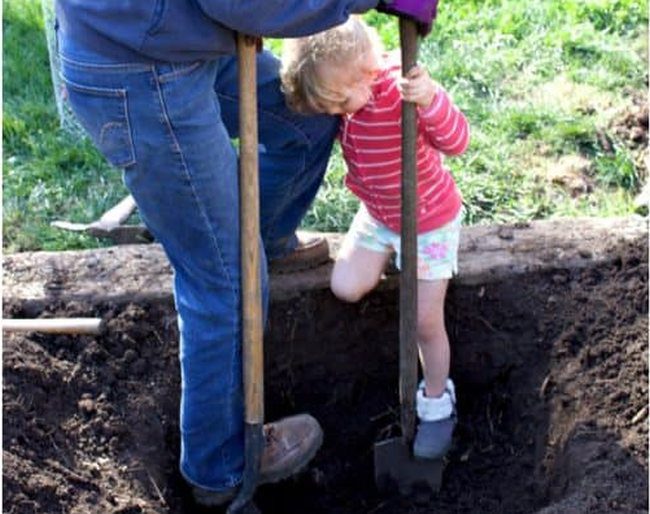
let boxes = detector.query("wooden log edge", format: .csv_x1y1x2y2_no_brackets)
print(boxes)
2,216,647,309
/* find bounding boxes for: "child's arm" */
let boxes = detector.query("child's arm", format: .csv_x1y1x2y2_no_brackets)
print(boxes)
401,66,470,156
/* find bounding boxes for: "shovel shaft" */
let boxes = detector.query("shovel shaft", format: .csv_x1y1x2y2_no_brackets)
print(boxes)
238,33,264,426
227,33,264,514
399,18,420,445
98,194,137,227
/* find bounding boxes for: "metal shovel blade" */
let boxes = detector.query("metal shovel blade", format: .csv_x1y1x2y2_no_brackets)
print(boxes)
51,220,153,244
50,194,153,244
374,438,444,496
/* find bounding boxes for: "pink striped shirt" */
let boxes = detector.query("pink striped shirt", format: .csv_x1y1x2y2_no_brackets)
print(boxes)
340,63,470,233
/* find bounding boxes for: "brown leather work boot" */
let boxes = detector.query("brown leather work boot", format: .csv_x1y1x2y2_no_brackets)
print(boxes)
192,413,324,506
268,231,330,274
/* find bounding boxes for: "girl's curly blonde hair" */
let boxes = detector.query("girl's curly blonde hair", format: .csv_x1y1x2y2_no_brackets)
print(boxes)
280,16,382,114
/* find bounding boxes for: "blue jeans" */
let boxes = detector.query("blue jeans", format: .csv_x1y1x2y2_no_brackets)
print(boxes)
60,51,338,491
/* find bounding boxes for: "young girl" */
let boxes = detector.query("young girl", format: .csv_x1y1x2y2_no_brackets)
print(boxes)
281,17,469,459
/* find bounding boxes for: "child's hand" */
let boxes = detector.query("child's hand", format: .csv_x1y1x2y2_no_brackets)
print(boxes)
400,65,438,108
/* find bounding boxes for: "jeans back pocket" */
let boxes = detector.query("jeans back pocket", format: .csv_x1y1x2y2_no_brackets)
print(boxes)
61,78,136,169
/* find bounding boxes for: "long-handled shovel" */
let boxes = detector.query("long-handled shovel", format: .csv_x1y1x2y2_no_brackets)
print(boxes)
373,18,444,496
227,33,265,514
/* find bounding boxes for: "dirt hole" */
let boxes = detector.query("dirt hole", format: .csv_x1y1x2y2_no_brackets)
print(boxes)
3,237,647,514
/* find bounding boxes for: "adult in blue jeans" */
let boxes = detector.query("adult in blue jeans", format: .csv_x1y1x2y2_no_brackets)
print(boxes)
55,0,436,507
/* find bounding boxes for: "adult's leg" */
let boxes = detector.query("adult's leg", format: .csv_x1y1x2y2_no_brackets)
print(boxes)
214,51,340,259
61,56,256,491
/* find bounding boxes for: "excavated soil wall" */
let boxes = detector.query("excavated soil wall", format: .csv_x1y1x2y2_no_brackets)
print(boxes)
3,217,648,514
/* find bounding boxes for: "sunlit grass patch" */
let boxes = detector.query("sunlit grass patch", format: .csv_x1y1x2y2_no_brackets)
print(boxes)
3,0,648,249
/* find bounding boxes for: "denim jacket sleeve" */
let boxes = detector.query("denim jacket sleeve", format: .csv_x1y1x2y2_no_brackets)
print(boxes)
197,0,379,37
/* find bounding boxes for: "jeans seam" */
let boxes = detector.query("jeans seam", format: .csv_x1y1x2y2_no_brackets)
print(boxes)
59,76,125,96
153,72,239,440
119,92,137,166
59,54,152,73
158,61,203,83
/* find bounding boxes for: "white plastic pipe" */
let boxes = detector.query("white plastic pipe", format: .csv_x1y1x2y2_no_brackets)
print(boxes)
2,318,104,335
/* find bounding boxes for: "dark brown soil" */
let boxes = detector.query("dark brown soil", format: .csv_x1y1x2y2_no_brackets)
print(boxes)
3,235,648,514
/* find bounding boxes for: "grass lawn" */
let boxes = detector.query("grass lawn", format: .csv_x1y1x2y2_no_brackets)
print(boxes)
3,0,648,252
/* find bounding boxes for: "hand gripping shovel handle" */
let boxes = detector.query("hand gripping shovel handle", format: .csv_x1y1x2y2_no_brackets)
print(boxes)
399,18,420,446
227,33,265,514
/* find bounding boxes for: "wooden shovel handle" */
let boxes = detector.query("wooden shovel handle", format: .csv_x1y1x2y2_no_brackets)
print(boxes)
227,33,265,514
399,18,420,445
238,33,264,426
98,195,137,228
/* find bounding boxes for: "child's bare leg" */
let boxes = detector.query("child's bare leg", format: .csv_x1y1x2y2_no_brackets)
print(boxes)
417,279,450,397
413,278,456,459
331,236,390,303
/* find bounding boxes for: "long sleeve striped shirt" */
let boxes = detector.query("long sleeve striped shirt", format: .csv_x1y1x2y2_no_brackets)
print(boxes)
340,63,470,234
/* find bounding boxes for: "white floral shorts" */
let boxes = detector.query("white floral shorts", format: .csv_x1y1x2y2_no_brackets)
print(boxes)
347,205,462,281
